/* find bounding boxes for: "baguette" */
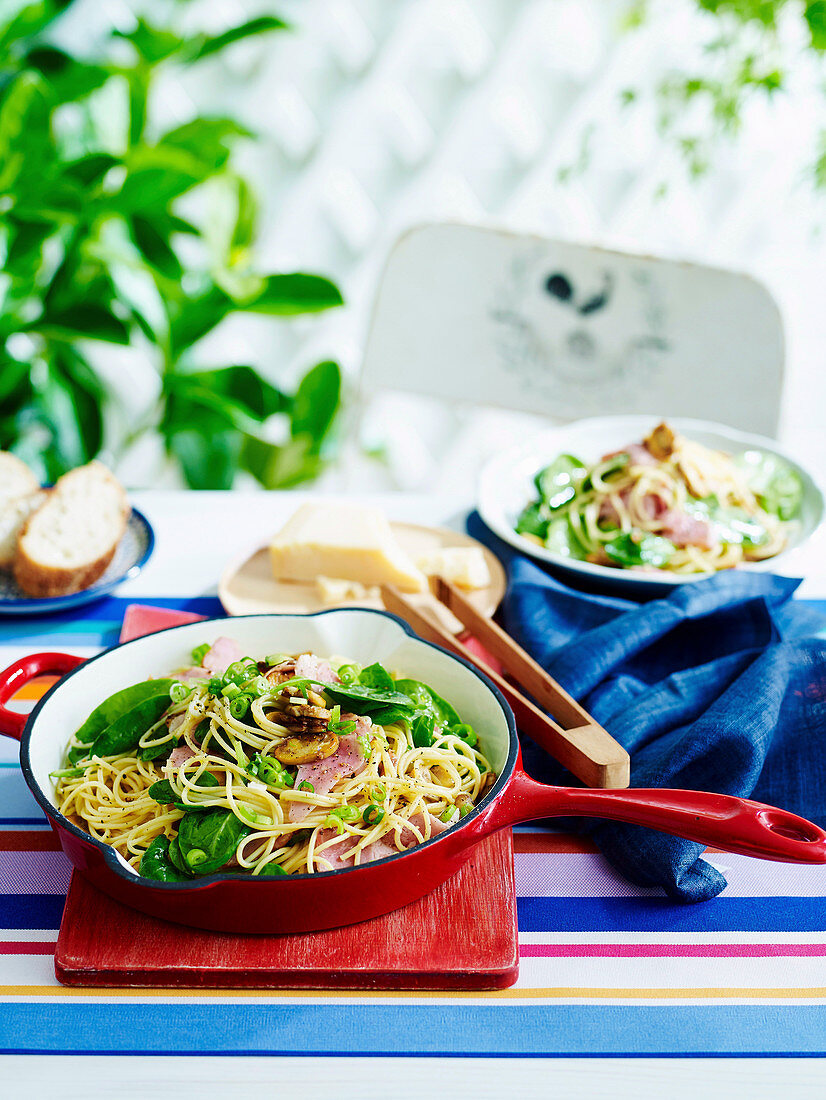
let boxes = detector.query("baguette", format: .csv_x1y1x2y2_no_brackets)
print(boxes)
14,462,130,597
0,491,46,570
0,452,38,506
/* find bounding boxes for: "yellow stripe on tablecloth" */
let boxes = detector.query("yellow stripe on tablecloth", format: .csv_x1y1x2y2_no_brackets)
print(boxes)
0,985,825,1001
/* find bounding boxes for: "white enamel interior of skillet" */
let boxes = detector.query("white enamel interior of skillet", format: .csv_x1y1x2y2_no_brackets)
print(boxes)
26,611,514,870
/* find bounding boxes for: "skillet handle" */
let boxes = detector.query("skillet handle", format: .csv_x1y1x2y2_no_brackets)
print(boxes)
486,769,826,864
0,652,84,741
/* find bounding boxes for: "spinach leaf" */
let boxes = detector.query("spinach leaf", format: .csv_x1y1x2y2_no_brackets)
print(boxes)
87,690,175,758
167,834,191,876
734,450,803,522
363,704,413,726
358,662,394,692
149,771,220,811
411,713,435,748
176,810,249,875
515,501,551,540
544,516,584,558
70,679,175,761
323,682,415,717
139,836,190,882
604,533,675,568
148,779,177,804
138,738,175,762
534,454,587,510
393,680,462,729
258,862,288,876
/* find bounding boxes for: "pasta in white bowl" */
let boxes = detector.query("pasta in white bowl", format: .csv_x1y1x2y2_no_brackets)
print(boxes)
478,416,824,593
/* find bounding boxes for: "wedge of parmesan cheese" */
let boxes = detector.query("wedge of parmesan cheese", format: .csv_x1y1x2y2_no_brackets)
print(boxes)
315,575,379,604
270,504,427,593
416,546,491,590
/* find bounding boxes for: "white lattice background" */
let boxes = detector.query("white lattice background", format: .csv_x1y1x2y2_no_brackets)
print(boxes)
57,0,826,494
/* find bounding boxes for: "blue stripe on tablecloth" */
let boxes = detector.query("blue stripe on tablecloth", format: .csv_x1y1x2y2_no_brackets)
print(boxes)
0,894,65,929
4,892,826,934
1,1003,826,1056
518,896,826,932
0,597,225,647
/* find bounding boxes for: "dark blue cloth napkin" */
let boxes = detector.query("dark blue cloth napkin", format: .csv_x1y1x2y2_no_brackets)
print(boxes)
467,513,826,902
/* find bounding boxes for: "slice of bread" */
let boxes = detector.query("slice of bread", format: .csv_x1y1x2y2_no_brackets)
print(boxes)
0,452,38,507
14,462,130,597
0,491,46,570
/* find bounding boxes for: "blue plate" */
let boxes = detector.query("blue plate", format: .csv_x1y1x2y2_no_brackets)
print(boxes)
0,507,155,616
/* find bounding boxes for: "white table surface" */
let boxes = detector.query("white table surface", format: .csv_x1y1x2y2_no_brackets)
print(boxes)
8,490,826,1098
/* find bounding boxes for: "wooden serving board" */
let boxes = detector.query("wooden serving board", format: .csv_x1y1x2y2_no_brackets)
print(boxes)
55,830,517,990
53,603,519,991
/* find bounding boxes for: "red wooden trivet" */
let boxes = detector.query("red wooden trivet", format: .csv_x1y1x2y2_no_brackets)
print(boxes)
54,604,519,990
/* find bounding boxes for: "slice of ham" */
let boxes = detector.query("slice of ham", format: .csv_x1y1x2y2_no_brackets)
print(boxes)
659,509,716,550
174,667,210,683
202,637,244,675
627,442,659,467
313,811,450,870
288,732,370,823
294,653,339,684
168,744,197,769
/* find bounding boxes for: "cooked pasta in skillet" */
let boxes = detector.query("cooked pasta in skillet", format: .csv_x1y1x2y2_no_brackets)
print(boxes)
53,639,494,880
516,421,803,574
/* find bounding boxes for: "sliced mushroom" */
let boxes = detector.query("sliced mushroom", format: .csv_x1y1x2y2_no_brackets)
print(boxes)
644,421,676,460
273,730,339,765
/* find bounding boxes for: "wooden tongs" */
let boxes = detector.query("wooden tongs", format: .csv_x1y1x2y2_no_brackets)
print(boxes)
381,577,630,789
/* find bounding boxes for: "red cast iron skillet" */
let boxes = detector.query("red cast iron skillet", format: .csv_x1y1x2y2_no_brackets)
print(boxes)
1,609,824,934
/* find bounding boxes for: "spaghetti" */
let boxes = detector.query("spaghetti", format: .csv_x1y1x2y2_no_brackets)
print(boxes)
53,647,494,880
516,421,802,574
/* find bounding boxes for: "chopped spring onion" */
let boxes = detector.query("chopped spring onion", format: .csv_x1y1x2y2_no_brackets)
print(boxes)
221,682,241,699
185,848,207,868
50,766,87,779
298,780,315,793
229,695,251,720
208,677,223,695
223,661,252,685
356,733,372,758
371,785,386,802
450,723,478,748
459,803,473,818
191,643,210,665
327,703,356,735
325,805,359,833
265,653,289,666
336,663,360,684
439,807,457,824
237,805,260,824
169,682,190,704
362,804,384,825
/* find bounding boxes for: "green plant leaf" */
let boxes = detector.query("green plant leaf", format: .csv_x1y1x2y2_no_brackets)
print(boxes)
240,434,324,490
0,72,52,194
240,273,343,315
177,366,285,421
139,836,190,882
30,303,130,344
24,46,109,101
0,0,73,55
290,359,341,444
60,152,118,187
168,285,231,355
167,428,242,490
158,117,251,171
113,19,182,63
231,177,257,252
187,15,289,61
806,2,826,49
117,146,212,212
129,214,182,280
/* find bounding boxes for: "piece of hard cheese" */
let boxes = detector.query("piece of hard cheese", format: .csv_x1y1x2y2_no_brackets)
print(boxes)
416,546,491,590
270,503,427,592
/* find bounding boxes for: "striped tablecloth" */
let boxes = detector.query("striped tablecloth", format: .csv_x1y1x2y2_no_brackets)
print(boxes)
2,489,826,1092
2,592,826,1062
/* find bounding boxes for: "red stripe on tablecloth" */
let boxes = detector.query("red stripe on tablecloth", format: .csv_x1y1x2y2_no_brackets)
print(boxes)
0,941,55,955
0,832,60,851
520,943,826,958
